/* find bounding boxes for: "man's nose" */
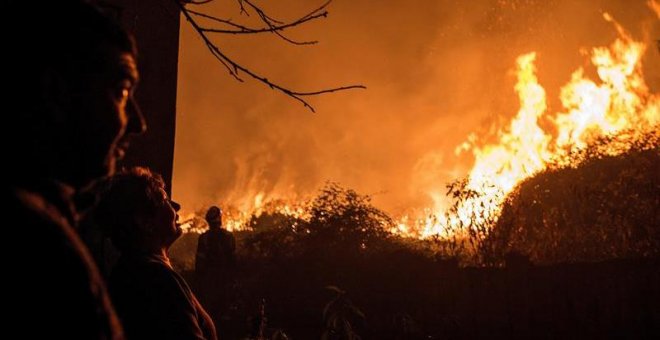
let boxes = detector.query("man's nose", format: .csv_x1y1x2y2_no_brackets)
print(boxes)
126,97,147,135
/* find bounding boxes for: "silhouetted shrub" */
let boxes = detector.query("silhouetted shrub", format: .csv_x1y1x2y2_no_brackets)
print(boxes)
485,130,659,264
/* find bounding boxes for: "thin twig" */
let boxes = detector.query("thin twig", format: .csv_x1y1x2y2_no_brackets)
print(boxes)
188,9,246,30
241,0,322,45
178,0,366,112
242,0,282,23
182,0,214,4
237,0,247,16
199,12,327,36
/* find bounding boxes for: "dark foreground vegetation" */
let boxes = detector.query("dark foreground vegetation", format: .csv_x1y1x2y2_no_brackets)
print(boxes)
170,132,659,339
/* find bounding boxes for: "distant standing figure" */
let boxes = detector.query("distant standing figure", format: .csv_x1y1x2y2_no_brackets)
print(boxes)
196,206,237,321
94,167,217,340
196,206,237,275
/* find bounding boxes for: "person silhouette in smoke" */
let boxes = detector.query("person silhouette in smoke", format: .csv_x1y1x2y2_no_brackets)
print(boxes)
4,1,145,338
196,206,237,325
94,167,217,340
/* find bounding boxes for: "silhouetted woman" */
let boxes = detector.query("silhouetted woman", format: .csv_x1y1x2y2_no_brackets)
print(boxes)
94,167,217,340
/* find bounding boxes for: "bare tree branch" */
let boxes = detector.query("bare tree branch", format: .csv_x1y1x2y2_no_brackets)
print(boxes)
178,0,366,112
240,0,322,45
241,0,282,23
187,9,247,30
198,11,327,37
181,0,214,4
237,0,247,16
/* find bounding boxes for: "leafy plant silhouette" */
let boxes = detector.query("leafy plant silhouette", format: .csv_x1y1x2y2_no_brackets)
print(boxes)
321,286,365,340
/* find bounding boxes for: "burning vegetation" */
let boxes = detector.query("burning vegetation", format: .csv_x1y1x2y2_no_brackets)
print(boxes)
176,12,659,267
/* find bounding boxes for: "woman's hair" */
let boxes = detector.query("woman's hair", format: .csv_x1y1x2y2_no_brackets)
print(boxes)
94,167,166,252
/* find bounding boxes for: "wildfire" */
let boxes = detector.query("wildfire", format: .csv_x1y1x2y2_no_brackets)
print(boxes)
179,193,309,233
414,13,659,238
181,13,658,240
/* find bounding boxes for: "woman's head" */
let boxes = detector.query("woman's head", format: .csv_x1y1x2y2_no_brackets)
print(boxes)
94,167,180,253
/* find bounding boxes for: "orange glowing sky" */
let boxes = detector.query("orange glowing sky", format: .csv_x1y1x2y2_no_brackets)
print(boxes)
173,0,659,216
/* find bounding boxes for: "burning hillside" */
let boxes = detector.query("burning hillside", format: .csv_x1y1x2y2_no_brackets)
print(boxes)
180,10,658,247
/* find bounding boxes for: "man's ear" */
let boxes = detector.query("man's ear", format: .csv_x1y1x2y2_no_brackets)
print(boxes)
37,67,72,125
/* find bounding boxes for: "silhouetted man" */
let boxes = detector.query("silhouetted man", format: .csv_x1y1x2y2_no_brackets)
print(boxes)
4,1,145,338
196,206,237,322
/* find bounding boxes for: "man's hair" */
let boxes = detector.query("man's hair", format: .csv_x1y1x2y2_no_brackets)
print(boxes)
10,1,134,104
206,206,223,224
7,1,136,78
94,167,165,252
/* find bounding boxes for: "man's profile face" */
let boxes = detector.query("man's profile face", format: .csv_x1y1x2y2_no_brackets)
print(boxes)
70,44,145,186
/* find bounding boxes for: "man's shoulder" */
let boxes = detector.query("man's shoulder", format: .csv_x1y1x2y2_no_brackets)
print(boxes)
5,185,123,339
200,228,232,236
7,184,103,282
7,186,84,256
10,186,68,224
202,228,235,241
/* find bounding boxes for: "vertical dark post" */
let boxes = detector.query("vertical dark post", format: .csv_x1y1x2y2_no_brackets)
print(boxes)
99,0,180,194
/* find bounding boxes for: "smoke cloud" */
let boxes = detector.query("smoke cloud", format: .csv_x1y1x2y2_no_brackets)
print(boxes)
173,0,659,215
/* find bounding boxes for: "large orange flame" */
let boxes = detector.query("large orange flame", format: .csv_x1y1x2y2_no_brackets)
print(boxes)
411,13,659,238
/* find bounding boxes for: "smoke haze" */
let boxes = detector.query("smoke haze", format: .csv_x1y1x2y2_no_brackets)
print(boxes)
173,0,659,215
